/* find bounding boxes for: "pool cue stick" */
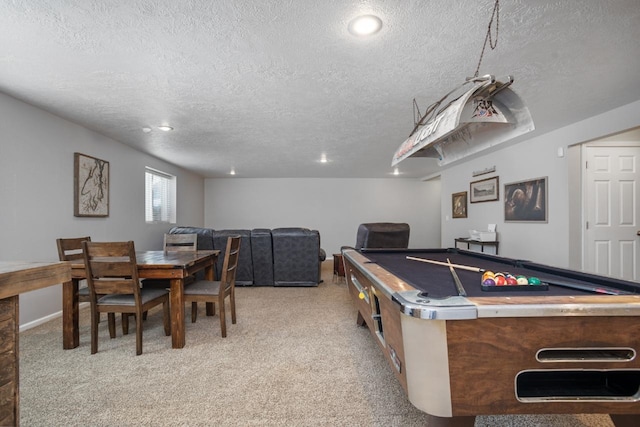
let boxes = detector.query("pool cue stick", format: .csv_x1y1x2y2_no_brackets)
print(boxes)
447,258,467,297
406,256,485,273
539,278,629,295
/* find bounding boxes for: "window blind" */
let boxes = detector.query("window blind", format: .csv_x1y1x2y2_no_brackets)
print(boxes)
145,167,176,223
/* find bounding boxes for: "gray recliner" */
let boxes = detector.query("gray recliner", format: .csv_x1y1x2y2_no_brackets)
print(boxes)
272,227,323,286
355,222,410,249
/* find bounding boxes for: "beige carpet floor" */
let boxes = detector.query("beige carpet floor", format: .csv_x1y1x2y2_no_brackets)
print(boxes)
19,261,615,426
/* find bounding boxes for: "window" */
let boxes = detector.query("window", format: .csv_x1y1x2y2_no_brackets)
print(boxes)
145,167,176,223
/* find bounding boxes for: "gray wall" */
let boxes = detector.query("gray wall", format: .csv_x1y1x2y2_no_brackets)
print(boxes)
0,92,205,327
440,100,640,267
204,177,442,256
3,87,639,328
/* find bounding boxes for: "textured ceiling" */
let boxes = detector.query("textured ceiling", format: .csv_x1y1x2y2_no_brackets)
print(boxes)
1,1,639,178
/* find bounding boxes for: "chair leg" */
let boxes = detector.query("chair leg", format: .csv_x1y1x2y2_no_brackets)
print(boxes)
91,308,99,354
191,301,198,323
135,311,143,355
108,313,116,339
230,289,237,325
206,302,215,316
219,298,227,338
163,300,171,336
122,313,129,335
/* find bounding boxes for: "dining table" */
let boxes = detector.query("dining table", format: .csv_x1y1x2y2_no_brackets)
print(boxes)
64,250,219,349
1,260,71,426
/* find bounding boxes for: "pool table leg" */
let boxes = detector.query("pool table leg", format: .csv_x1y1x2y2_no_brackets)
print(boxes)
426,415,475,427
610,414,640,427
356,310,366,327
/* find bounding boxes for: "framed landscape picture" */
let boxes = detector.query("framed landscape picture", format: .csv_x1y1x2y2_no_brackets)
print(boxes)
74,152,109,217
452,191,468,219
504,177,547,222
470,176,499,203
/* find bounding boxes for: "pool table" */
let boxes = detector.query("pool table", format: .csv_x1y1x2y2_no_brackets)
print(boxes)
342,248,640,427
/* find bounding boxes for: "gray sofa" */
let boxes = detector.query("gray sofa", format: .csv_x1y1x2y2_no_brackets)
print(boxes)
168,226,325,287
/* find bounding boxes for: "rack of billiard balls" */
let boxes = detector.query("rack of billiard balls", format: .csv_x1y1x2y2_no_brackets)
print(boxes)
481,271,549,292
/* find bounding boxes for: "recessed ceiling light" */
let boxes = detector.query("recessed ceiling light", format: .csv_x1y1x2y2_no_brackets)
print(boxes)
158,125,173,131
320,154,328,163
142,127,152,133
230,168,236,175
393,168,400,176
348,15,382,36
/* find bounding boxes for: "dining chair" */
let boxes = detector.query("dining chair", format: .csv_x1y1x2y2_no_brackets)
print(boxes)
82,240,171,355
56,236,92,302
142,233,198,290
163,232,198,252
184,235,241,337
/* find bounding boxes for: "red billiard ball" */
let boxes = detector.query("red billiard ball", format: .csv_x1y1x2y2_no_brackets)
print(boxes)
495,276,507,286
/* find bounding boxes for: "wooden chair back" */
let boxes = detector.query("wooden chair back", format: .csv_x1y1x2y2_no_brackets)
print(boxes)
82,241,141,299
220,235,241,294
163,233,198,252
57,236,91,262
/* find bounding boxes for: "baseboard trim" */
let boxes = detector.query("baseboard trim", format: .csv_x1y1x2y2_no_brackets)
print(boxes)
19,302,90,333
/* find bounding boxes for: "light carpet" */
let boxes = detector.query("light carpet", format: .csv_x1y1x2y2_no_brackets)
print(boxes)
19,261,615,426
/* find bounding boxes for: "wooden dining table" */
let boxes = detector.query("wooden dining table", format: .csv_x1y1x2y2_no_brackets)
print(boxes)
64,250,219,350
1,260,71,426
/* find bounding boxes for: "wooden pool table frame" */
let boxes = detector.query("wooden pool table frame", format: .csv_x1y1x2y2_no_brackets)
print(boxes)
343,248,640,427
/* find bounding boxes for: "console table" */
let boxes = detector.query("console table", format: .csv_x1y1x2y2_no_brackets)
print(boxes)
454,238,499,255
0,261,71,426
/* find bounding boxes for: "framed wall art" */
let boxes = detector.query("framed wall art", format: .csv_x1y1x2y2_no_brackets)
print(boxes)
504,177,547,222
452,191,468,219
470,176,499,203
74,152,109,217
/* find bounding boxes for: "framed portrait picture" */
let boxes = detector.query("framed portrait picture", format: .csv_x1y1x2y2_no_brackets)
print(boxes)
504,177,547,222
74,152,109,217
470,176,499,203
452,191,468,219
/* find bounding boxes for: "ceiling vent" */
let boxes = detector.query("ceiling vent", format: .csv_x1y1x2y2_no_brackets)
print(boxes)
392,75,534,167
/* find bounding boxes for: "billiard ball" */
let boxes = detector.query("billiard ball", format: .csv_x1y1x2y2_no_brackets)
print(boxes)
506,277,518,285
482,271,495,280
483,278,496,286
528,277,541,285
516,276,529,285
495,276,507,286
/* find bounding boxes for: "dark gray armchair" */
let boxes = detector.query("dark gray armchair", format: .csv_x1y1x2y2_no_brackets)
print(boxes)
355,222,410,249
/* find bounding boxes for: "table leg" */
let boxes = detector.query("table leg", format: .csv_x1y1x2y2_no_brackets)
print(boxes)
169,278,185,348
62,279,79,349
425,415,475,427
610,414,640,427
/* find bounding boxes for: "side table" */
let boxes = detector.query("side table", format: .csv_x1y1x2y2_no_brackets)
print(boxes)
454,238,499,255
333,253,345,282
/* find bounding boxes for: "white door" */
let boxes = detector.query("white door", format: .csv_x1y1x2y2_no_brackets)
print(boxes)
584,145,640,281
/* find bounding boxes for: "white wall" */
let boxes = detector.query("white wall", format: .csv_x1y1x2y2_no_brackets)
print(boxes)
0,92,205,326
204,177,442,256
440,100,640,267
